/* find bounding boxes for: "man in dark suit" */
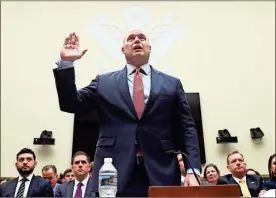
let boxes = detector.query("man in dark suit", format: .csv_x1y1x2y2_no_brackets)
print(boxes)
53,30,201,196
1,148,53,197
55,151,95,197
217,151,264,197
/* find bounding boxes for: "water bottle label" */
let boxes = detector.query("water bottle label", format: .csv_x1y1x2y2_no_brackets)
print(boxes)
99,175,117,186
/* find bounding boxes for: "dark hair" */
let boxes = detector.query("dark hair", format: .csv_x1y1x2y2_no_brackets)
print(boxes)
227,151,244,165
63,168,73,176
246,168,261,176
42,165,57,174
71,151,90,165
203,163,220,180
268,154,276,179
16,148,36,161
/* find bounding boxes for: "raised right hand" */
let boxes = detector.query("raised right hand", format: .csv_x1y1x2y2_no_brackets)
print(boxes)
60,32,88,61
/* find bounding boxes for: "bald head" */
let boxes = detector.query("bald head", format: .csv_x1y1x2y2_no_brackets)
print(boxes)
122,29,150,45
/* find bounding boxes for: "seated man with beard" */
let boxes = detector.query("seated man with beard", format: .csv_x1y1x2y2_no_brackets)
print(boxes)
1,148,53,197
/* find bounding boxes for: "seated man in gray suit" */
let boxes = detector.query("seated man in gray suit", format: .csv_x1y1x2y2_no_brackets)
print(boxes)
55,151,95,197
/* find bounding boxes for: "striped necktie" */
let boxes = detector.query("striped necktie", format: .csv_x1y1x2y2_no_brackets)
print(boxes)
16,178,27,197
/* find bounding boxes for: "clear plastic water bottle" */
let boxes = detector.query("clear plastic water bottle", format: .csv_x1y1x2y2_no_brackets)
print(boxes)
98,158,117,197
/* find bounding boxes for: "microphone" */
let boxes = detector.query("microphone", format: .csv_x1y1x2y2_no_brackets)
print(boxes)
165,150,201,185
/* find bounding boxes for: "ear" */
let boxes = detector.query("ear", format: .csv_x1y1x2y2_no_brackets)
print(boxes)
121,47,125,54
34,161,37,167
226,165,230,172
149,45,151,53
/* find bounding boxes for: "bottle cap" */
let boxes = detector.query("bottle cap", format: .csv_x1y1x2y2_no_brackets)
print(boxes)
104,158,112,163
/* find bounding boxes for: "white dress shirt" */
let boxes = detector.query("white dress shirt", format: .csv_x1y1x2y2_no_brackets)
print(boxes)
232,175,247,184
126,63,151,104
14,174,34,197
73,176,90,197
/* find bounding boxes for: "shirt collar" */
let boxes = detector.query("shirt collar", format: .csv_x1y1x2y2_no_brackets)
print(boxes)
74,175,89,187
126,63,150,75
232,175,246,184
18,173,33,182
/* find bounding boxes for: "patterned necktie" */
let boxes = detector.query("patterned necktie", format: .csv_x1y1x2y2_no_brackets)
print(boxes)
74,182,83,198
239,180,251,197
16,178,27,197
133,68,144,118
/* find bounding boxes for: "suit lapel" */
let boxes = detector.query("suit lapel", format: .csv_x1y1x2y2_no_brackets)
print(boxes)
27,176,36,197
246,175,256,196
228,175,243,196
142,66,163,118
84,177,92,197
9,178,18,197
117,66,137,119
66,181,75,197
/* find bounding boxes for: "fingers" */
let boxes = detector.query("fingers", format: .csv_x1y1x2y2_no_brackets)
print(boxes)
68,33,73,44
71,33,76,45
75,33,79,47
81,49,88,57
63,37,70,45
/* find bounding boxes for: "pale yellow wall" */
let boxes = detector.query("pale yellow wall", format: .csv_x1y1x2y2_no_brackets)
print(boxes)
1,1,275,177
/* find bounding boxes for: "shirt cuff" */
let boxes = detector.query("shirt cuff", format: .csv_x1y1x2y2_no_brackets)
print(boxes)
55,60,74,69
186,168,201,176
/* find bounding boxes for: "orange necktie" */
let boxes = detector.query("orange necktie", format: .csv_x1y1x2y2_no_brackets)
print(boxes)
133,68,144,118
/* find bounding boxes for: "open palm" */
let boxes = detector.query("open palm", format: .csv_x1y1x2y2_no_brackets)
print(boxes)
60,32,88,61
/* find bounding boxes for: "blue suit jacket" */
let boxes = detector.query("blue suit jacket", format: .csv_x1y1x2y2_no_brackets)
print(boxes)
264,178,276,190
53,65,201,193
217,174,264,197
55,177,95,197
1,176,53,197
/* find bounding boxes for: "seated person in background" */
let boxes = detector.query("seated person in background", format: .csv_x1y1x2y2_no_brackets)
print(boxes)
1,148,53,197
42,165,60,195
217,151,264,197
246,168,261,176
263,154,276,190
62,169,75,183
177,154,186,185
89,162,94,177
57,174,64,184
203,163,220,185
55,151,95,197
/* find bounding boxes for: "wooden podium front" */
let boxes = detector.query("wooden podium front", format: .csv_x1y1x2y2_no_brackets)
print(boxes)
149,185,240,197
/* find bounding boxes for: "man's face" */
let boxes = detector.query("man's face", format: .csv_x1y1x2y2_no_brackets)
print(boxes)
63,171,75,183
42,168,58,187
121,30,151,65
72,155,91,177
227,153,247,175
16,153,36,176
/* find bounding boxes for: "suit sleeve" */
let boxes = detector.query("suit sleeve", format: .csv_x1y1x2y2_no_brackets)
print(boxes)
43,181,54,197
53,67,99,114
216,176,228,185
176,79,201,172
54,184,61,197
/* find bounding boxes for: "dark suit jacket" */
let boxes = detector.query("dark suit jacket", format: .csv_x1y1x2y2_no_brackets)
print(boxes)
263,178,276,190
55,177,95,197
1,175,53,197
53,65,201,193
217,174,264,197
